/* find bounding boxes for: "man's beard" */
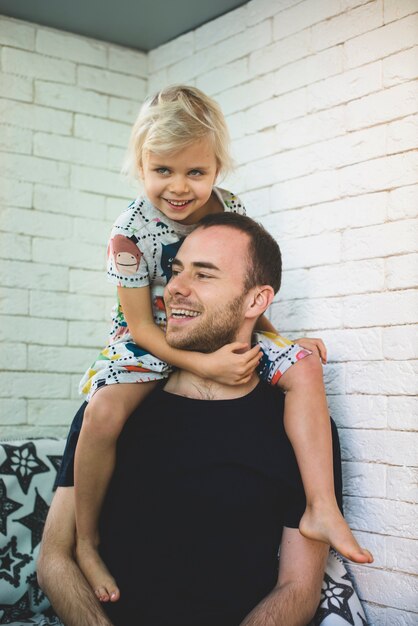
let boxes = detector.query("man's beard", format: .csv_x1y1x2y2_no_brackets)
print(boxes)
167,294,246,353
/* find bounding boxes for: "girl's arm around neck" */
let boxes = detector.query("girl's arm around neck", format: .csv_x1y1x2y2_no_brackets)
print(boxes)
118,285,205,375
118,286,261,384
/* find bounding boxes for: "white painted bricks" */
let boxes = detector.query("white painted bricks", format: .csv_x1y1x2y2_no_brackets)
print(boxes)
0,16,35,50
0,15,140,435
1,3,417,622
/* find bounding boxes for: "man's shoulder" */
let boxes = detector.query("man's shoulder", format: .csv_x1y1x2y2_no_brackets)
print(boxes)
131,381,284,422
126,380,285,431
249,380,285,410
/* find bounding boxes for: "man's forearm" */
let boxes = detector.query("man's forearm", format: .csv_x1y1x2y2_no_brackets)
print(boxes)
37,488,113,626
38,551,113,626
240,581,318,626
244,527,329,626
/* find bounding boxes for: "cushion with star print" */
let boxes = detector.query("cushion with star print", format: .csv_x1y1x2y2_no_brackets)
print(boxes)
0,439,65,626
0,438,368,626
309,549,368,625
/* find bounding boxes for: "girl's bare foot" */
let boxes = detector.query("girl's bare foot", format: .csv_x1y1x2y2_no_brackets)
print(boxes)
299,503,373,563
76,539,120,602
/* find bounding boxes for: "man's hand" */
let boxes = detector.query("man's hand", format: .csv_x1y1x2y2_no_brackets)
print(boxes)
197,343,262,385
293,336,327,364
240,527,328,626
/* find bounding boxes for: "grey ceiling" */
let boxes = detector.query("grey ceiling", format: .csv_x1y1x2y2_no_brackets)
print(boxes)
0,0,249,52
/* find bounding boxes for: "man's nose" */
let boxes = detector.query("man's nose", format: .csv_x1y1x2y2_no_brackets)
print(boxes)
167,271,191,296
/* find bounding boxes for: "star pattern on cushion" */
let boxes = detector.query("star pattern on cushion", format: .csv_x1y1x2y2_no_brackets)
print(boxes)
0,590,35,623
26,571,47,607
312,571,355,625
0,443,49,495
47,455,63,491
0,536,32,588
43,605,63,624
0,478,23,536
15,489,50,552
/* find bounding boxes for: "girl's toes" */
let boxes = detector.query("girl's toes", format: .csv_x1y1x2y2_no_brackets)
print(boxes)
110,588,120,602
96,586,110,602
363,549,373,563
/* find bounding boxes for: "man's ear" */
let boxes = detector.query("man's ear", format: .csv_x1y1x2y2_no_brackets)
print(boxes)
245,285,275,319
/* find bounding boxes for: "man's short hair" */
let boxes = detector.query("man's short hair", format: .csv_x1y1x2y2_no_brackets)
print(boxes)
197,212,282,293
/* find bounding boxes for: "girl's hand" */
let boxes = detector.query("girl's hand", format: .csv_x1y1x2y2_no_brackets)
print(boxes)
293,337,327,364
198,343,262,385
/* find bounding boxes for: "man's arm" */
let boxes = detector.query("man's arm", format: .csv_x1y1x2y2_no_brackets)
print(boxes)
37,487,113,626
240,528,328,626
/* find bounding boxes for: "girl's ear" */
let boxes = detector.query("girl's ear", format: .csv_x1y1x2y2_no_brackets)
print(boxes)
245,286,275,319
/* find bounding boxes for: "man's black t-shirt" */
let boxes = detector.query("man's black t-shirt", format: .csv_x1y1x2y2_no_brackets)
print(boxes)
91,382,343,626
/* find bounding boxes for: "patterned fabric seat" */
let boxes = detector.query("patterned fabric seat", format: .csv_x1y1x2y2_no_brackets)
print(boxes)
0,438,368,625
0,438,64,625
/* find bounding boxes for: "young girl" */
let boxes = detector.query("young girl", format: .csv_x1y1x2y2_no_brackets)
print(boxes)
75,85,372,603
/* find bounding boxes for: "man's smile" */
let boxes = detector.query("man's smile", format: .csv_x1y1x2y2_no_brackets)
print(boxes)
170,307,201,319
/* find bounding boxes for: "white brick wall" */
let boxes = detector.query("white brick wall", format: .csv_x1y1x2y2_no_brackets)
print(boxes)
147,1,418,622
1,2,417,622
0,16,144,436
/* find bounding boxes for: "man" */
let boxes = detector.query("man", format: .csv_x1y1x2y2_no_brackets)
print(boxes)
38,213,341,626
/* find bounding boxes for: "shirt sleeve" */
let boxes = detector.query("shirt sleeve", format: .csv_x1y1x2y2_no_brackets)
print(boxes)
220,189,247,215
232,192,246,215
255,331,311,386
106,210,150,288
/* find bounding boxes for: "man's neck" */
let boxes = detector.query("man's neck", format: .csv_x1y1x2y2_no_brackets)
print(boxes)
164,328,260,400
163,369,259,401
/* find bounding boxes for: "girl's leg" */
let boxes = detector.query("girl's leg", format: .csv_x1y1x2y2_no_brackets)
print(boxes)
74,381,158,602
281,354,373,563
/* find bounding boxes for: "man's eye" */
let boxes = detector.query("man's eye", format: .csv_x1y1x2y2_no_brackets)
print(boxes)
197,273,211,279
171,269,180,276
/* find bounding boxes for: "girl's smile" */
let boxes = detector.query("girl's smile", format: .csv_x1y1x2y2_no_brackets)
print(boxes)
140,137,221,225
162,198,193,210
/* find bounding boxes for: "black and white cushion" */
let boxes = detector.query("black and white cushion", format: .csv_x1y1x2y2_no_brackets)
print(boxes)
0,438,367,625
0,439,65,626
310,550,368,625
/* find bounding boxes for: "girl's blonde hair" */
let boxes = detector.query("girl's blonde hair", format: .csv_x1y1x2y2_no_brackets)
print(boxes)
123,85,233,180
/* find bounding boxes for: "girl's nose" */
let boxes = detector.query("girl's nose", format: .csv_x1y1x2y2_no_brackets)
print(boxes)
169,175,189,195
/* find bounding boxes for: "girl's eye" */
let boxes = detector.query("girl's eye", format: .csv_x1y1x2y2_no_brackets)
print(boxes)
189,169,203,176
156,167,170,175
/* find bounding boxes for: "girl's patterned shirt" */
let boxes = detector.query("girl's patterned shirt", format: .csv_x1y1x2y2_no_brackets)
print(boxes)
80,187,309,399
106,187,245,347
